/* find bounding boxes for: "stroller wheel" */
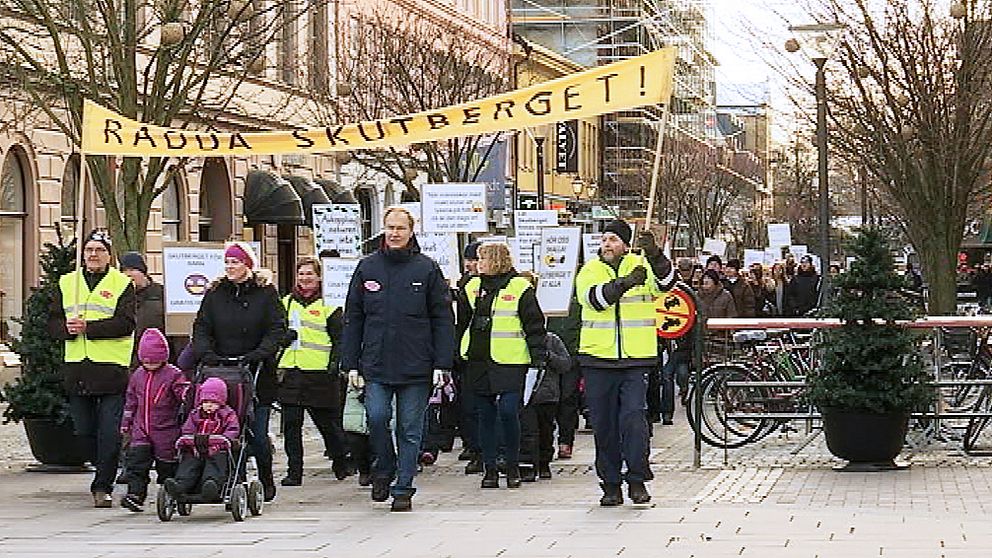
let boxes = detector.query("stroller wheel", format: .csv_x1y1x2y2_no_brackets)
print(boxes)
247,480,264,516
156,486,174,522
231,485,248,522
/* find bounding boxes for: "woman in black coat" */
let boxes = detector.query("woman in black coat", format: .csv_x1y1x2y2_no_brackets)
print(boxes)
460,243,546,489
191,242,287,502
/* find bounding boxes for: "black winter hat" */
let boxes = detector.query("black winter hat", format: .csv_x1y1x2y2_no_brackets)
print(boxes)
119,251,148,275
463,241,481,260
84,229,112,252
602,219,632,246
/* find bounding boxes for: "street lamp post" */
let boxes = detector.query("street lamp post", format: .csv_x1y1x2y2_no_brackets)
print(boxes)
534,134,547,209
786,22,846,305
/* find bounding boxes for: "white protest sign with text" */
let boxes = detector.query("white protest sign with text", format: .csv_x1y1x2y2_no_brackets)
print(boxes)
767,223,792,248
744,249,764,269
421,183,487,233
515,210,558,271
313,203,361,258
702,238,727,258
322,258,361,309
163,244,224,315
536,227,581,315
582,233,602,263
418,233,460,285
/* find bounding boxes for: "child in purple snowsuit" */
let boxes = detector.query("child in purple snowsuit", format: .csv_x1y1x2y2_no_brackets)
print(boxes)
165,377,240,502
120,328,190,512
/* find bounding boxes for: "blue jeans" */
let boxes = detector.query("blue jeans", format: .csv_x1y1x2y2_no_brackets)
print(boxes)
474,390,522,467
69,393,124,494
365,381,430,497
247,405,273,473
583,367,650,484
661,352,690,418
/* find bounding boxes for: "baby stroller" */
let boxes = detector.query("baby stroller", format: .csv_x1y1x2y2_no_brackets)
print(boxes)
157,357,264,522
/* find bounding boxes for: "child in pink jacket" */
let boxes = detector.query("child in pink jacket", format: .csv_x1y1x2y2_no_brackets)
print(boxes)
164,377,239,502
120,328,189,512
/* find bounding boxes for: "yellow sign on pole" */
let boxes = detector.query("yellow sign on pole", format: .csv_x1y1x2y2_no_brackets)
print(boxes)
81,48,676,157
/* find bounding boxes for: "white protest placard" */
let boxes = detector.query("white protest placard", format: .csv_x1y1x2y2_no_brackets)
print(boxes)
163,244,224,314
767,223,792,248
418,233,460,285
477,235,507,246
788,245,808,260
162,243,225,334
515,210,558,271
582,233,602,263
536,227,582,315
763,248,780,266
313,203,362,257
744,249,764,269
702,238,727,258
421,183,487,233
321,258,361,308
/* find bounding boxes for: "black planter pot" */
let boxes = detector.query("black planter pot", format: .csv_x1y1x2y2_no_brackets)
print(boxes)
22,417,91,469
821,407,910,471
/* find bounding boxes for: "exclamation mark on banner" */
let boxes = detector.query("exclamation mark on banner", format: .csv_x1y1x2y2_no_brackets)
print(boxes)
640,66,646,96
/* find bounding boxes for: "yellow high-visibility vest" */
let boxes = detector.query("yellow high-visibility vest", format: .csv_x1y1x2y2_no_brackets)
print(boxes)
278,295,336,371
59,268,134,367
460,276,532,365
575,253,661,359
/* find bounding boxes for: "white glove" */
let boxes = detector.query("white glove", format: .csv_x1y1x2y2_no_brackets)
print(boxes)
347,370,365,389
432,369,448,388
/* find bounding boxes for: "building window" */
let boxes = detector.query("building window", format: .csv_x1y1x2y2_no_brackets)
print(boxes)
309,0,329,94
60,154,79,227
356,187,375,254
280,0,299,85
0,149,27,341
161,174,183,242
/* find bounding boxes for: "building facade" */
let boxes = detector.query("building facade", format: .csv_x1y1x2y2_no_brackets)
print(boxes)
0,0,510,338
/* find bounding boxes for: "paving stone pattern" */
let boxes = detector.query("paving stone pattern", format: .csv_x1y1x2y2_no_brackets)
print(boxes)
3,410,992,557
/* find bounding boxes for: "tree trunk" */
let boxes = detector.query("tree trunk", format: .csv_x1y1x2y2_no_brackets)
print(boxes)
915,235,958,315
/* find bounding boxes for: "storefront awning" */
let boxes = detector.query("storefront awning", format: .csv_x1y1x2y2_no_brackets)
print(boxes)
243,170,305,226
284,176,332,227
314,179,342,197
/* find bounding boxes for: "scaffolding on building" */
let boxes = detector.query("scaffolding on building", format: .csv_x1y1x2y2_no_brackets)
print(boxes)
512,0,718,216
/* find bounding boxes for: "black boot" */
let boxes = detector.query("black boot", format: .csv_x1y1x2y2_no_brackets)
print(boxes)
390,493,412,512
281,473,302,487
357,471,372,487
257,460,276,502
457,448,478,461
480,467,499,489
628,481,651,505
465,458,484,475
200,479,220,502
505,464,521,489
371,478,391,502
600,483,623,507
332,458,354,480
538,462,552,480
520,464,537,483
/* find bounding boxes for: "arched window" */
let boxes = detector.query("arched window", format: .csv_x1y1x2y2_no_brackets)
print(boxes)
161,174,183,242
0,150,27,341
60,154,80,227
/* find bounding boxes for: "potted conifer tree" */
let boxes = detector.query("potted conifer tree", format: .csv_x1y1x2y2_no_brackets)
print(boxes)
0,233,89,468
809,228,932,470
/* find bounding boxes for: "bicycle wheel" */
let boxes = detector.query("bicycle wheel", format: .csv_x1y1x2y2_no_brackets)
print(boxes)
686,364,772,449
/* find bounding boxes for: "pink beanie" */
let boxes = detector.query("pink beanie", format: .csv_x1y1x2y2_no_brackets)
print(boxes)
138,328,170,363
224,242,257,269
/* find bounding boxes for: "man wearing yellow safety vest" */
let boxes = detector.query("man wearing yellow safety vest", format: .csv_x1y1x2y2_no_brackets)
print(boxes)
47,230,136,508
575,219,674,507
277,258,350,487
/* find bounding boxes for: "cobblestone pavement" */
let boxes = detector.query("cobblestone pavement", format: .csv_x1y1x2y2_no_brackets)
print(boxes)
3,408,992,557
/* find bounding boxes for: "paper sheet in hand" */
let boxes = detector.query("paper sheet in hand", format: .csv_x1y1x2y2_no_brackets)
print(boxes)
523,367,544,406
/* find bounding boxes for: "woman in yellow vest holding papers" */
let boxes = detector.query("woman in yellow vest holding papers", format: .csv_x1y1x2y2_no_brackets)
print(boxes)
460,243,546,490
277,258,350,486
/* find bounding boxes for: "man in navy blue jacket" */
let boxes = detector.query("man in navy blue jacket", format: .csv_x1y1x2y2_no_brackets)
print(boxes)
341,206,455,512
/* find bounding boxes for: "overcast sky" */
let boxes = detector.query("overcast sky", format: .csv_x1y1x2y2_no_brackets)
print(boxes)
708,0,814,138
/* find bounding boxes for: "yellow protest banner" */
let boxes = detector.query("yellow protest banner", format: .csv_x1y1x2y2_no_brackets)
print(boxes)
81,48,675,157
